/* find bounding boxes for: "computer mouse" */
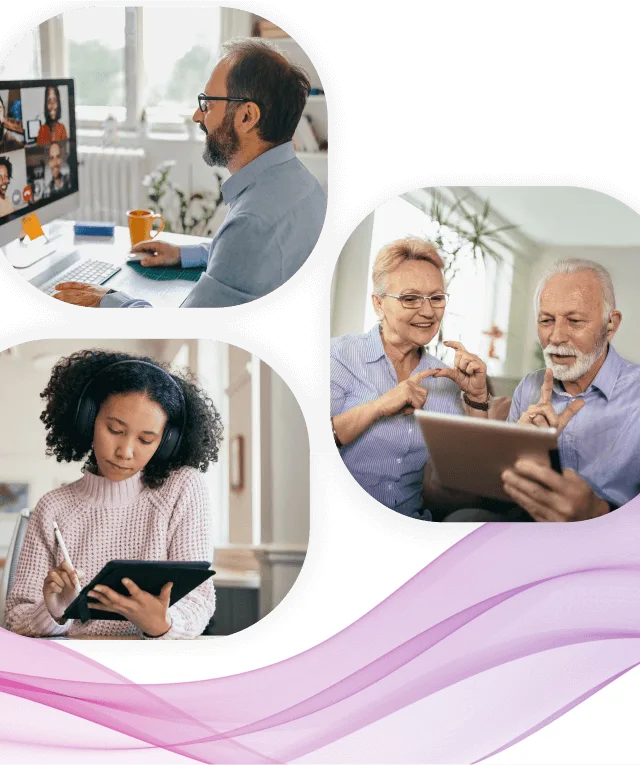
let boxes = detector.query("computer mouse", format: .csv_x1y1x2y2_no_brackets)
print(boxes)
126,251,154,263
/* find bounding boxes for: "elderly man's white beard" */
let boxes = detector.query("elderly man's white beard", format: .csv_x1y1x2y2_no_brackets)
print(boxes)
542,333,608,382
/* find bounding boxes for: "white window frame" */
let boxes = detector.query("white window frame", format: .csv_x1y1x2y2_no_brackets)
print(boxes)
38,7,248,136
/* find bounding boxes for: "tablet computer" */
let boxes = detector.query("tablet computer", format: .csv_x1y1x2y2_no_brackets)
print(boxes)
62,560,215,622
415,411,561,501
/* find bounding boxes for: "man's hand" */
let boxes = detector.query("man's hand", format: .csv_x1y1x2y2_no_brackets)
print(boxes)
87,578,173,637
52,282,109,307
518,368,585,431
502,459,610,521
432,341,488,402
130,240,181,267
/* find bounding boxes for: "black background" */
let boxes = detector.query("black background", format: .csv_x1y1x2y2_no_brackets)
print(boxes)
0,0,640,452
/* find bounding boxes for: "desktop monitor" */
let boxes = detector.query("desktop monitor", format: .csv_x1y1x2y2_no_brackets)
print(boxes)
0,78,79,247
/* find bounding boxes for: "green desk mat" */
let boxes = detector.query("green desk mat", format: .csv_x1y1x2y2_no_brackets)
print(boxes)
126,262,206,282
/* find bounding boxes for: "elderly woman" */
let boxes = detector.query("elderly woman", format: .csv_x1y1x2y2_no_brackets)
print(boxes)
331,238,490,520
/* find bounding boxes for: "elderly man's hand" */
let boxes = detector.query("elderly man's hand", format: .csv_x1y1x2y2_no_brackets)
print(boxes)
502,459,610,521
52,282,109,307
518,368,585,430
432,341,488,402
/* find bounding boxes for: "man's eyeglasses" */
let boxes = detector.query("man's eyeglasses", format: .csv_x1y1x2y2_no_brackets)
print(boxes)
382,293,449,310
197,94,255,113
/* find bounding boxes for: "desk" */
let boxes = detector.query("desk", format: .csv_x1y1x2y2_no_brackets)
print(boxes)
2,221,210,307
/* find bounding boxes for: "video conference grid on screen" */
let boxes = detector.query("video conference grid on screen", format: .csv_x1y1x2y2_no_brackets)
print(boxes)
0,79,77,226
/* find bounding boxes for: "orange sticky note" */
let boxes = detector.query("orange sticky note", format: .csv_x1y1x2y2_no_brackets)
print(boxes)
22,213,45,242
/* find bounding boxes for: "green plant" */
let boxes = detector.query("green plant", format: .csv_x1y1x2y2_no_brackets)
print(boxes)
143,160,225,236
422,190,519,357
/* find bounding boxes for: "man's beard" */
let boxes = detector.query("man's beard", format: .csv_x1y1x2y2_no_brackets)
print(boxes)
202,109,239,168
542,330,609,382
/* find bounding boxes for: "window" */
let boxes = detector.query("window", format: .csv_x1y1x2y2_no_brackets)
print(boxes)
365,194,513,375
64,7,127,124
0,29,40,79
142,7,221,127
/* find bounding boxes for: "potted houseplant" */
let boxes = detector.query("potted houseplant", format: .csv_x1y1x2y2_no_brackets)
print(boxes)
142,160,225,236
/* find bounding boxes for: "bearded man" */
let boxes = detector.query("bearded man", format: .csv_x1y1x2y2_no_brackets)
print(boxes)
443,258,640,523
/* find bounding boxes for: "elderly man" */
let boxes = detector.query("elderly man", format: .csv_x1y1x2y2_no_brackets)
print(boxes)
53,37,326,309
446,258,640,522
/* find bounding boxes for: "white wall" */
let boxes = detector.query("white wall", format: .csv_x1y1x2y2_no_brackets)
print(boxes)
267,367,309,545
521,245,640,370
330,212,374,338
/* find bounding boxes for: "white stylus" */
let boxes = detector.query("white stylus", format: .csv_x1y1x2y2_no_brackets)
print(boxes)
53,522,81,594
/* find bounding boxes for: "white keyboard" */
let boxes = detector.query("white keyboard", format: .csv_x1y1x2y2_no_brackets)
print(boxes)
41,259,121,296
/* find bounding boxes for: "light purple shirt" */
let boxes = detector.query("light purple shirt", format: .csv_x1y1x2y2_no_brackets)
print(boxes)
508,345,640,508
331,325,464,519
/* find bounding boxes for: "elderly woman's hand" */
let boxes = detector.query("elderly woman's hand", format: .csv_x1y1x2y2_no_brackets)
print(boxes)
432,341,488,401
375,369,438,417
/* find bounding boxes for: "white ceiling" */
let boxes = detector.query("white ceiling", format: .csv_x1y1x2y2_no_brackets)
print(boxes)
468,186,640,247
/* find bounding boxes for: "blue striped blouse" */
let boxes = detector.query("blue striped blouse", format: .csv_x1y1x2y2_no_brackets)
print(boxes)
331,325,464,519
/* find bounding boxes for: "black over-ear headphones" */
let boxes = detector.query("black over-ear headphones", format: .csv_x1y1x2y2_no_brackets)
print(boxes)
73,359,186,464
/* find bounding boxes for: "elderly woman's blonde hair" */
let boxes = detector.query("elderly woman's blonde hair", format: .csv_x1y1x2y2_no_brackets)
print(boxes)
372,238,445,295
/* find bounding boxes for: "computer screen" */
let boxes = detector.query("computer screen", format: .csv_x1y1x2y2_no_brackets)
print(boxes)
0,79,78,241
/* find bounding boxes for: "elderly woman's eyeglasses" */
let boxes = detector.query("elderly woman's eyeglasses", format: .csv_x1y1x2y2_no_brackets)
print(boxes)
197,94,254,113
382,293,449,310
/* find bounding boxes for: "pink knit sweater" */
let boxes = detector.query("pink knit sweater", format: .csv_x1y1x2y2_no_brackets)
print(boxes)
5,466,215,639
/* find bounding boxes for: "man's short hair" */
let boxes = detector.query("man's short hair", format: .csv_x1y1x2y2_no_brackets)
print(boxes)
534,258,616,325
372,238,445,295
221,38,311,145
0,155,13,180
48,141,65,159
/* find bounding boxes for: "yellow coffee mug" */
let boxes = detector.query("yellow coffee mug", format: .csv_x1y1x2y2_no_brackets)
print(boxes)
127,209,165,247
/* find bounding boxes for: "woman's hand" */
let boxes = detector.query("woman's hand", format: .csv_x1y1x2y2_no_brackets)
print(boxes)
375,369,438,417
332,370,437,447
87,578,173,637
43,561,84,621
432,341,488,401
518,368,585,431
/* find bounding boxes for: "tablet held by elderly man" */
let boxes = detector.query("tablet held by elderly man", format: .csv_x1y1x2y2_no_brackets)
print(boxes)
53,38,326,309
446,258,640,522
331,238,491,521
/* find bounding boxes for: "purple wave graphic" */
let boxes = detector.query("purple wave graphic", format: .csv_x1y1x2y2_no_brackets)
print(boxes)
3,498,640,763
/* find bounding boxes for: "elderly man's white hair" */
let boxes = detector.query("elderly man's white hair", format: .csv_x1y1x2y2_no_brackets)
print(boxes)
533,258,616,325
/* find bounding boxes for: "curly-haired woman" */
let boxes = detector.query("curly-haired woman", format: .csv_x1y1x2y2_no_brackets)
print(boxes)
5,349,223,639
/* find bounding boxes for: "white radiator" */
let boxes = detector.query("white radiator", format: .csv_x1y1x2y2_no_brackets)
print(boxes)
77,146,146,226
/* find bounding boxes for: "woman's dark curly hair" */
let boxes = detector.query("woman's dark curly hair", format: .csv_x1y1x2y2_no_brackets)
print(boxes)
40,349,224,489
